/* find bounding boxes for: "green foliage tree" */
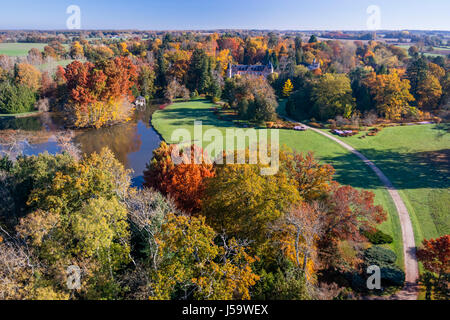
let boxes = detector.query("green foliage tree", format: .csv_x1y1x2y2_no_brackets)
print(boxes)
0,81,36,114
311,73,355,120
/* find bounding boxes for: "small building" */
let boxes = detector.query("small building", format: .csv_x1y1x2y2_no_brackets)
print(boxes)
228,63,274,78
135,96,146,108
307,59,321,71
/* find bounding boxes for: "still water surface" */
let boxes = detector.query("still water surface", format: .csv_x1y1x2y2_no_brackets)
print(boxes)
0,105,163,187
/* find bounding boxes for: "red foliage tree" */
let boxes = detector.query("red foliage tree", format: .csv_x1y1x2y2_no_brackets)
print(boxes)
417,235,450,276
324,184,387,241
318,183,387,271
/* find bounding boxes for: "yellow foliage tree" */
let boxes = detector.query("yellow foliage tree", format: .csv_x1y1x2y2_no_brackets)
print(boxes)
151,214,259,300
15,63,41,92
282,79,294,97
364,70,415,120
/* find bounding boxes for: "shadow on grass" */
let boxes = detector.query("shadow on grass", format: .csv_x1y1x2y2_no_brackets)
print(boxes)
432,122,450,138
322,148,449,190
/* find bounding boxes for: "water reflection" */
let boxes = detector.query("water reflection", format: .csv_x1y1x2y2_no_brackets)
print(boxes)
0,104,162,187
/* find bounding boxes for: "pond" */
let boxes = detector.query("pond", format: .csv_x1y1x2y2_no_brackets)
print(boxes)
0,104,163,187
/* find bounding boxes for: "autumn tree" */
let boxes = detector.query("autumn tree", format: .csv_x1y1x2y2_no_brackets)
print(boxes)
62,57,137,128
164,79,190,103
225,75,278,122
167,144,215,213
416,75,442,111
311,73,355,120
143,142,176,193
274,202,324,284
407,59,444,111
417,235,449,300
317,184,387,271
282,79,294,97
202,157,301,247
151,214,259,300
70,41,84,59
138,64,156,100
143,143,215,214
364,70,415,120
282,151,335,201
15,63,41,92
2,148,132,299
27,48,43,65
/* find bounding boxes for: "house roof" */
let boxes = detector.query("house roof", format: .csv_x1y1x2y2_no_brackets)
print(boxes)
231,64,271,72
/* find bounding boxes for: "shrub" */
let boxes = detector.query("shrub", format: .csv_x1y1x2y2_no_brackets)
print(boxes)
363,229,394,245
190,90,199,99
364,246,397,267
309,122,323,129
380,266,405,287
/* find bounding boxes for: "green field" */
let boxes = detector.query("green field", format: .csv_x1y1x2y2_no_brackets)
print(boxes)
0,43,48,56
395,44,449,57
152,100,404,266
0,42,70,57
324,124,450,244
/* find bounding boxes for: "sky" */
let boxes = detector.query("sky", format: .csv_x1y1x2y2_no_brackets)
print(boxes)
0,0,449,31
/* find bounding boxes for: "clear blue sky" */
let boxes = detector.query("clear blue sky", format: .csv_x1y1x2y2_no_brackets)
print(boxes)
0,0,449,30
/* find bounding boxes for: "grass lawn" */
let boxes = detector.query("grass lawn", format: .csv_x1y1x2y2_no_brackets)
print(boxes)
322,124,450,245
152,99,404,267
0,43,48,56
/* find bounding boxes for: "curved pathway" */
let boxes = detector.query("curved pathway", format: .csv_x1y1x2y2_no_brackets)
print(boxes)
286,119,419,299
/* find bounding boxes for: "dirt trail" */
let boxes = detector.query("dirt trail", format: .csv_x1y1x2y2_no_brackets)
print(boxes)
286,119,419,299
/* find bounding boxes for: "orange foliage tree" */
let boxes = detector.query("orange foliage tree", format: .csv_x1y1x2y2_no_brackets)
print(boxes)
62,57,137,128
143,143,215,213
